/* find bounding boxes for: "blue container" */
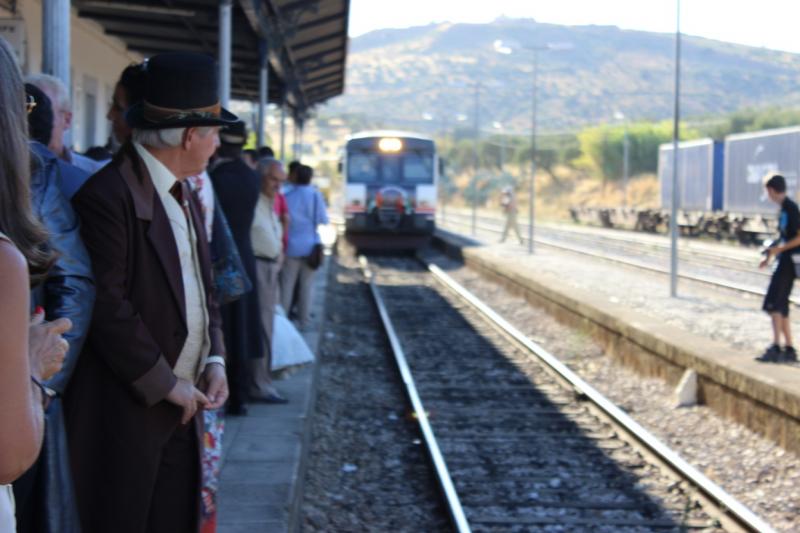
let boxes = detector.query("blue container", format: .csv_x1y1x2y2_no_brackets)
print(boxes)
659,139,723,211
724,126,800,214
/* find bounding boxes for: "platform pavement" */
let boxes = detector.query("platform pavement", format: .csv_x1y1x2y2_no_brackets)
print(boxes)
216,255,329,533
431,224,800,453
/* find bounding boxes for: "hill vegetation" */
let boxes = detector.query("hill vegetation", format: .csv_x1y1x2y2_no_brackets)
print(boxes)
319,18,800,218
325,18,800,135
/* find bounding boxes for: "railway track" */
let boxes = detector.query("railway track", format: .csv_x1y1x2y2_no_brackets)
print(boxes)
438,212,800,306
361,253,773,532
443,212,761,271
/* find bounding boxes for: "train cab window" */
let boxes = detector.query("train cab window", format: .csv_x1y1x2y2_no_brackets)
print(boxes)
403,152,434,183
348,153,379,182
381,155,402,182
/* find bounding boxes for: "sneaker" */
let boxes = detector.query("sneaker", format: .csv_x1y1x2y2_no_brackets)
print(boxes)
756,344,782,362
781,346,798,363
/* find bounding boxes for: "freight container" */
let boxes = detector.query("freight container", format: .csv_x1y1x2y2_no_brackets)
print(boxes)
724,126,800,214
659,139,724,211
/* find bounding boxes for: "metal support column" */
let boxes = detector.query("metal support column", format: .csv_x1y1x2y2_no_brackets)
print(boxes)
218,0,232,109
256,39,268,148
292,120,298,160
298,122,304,160
280,91,287,163
43,0,71,145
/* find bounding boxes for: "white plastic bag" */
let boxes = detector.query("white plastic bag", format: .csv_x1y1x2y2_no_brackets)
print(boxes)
271,305,314,371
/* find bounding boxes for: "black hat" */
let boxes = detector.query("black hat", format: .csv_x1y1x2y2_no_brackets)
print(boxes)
126,52,238,130
219,120,247,145
25,83,54,146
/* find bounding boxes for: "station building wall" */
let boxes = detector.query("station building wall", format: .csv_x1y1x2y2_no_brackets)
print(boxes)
1,0,142,151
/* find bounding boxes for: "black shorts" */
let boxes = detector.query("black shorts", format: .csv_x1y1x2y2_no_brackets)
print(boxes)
763,256,796,317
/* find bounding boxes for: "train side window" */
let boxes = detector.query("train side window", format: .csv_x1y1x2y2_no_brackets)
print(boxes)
403,152,434,183
348,152,379,183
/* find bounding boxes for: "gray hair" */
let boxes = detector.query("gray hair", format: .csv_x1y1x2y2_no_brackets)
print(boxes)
256,156,282,175
26,73,70,110
132,126,215,149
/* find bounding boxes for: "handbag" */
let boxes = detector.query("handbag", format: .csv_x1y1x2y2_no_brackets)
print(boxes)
306,191,324,270
210,199,252,305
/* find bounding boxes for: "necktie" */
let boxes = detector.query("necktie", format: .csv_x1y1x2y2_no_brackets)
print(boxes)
169,181,191,219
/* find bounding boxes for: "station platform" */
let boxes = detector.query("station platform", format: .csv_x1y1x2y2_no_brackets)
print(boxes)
432,223,800,453
216,256,329,533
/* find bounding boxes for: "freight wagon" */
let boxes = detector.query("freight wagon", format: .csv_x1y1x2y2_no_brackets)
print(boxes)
658,139,724,211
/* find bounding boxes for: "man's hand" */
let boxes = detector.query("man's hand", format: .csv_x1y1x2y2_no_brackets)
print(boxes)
29,312,72,381
761,247,780,269
201,363,228,410
166,378,209,424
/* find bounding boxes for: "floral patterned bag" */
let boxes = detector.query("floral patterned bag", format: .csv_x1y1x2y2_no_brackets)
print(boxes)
200,409,225,533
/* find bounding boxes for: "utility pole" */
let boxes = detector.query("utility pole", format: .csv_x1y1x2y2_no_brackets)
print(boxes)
669,0,682,297
622,120,630,207
528,50,539,254
472,82,481,236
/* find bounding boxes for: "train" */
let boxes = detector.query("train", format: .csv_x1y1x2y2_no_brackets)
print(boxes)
341,131,439,249
572,125,800,243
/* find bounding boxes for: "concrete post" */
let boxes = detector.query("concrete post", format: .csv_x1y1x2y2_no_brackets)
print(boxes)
219,0,232,108
43,0,71,146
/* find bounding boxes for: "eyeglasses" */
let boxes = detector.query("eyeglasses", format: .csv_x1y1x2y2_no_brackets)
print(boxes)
26,94,37,115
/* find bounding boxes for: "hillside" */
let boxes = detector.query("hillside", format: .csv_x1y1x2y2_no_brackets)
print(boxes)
322,18,800,134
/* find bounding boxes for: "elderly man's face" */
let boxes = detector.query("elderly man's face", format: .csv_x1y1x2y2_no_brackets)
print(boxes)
40,86,70,155
183,127,220,178
262,162,285,197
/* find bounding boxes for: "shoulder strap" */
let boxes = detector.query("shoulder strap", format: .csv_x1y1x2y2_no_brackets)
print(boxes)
312,189,317,227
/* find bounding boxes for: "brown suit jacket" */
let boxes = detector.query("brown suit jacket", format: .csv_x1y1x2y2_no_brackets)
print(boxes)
64,143,224,533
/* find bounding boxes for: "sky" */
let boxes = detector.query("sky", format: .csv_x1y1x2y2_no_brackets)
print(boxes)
348,0,800,54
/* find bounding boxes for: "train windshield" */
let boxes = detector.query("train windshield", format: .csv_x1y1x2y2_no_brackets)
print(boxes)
403,152,434,183
348,153,380,182
347,150,434,184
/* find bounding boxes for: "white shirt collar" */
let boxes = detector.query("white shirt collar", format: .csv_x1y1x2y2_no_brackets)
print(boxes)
133,142,179,199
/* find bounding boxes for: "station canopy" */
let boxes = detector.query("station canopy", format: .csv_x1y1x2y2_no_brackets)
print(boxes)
75,0,350,117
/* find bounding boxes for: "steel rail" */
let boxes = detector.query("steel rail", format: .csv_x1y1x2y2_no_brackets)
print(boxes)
439,216,800,306
424,260,775,533
358,256,471,533
444,211,763,275
444,211,758,266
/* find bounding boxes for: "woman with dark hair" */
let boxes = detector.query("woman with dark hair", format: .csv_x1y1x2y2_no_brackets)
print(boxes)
0,36,71,530
107,62,147,145
280,164,328,329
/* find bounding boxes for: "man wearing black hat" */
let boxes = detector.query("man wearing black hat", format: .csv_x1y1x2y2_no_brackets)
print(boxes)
210,121,271,413
65,52,232,533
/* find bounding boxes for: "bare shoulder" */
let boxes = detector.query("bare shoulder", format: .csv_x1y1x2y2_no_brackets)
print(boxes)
0,239,28,287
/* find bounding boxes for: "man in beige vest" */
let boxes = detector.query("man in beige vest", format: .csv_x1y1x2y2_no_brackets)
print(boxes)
250,157,288,403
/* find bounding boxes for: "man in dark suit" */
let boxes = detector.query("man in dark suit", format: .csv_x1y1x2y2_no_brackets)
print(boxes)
65,52,234,533
210,122,274,413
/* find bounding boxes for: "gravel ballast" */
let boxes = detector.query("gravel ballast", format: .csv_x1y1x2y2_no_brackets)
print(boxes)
301,255,449,532
422,250,799,532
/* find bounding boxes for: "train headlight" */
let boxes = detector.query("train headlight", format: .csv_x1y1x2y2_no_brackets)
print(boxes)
378,138,403,152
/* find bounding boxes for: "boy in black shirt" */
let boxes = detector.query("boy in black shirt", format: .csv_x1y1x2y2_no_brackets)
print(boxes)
759,174,800,362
